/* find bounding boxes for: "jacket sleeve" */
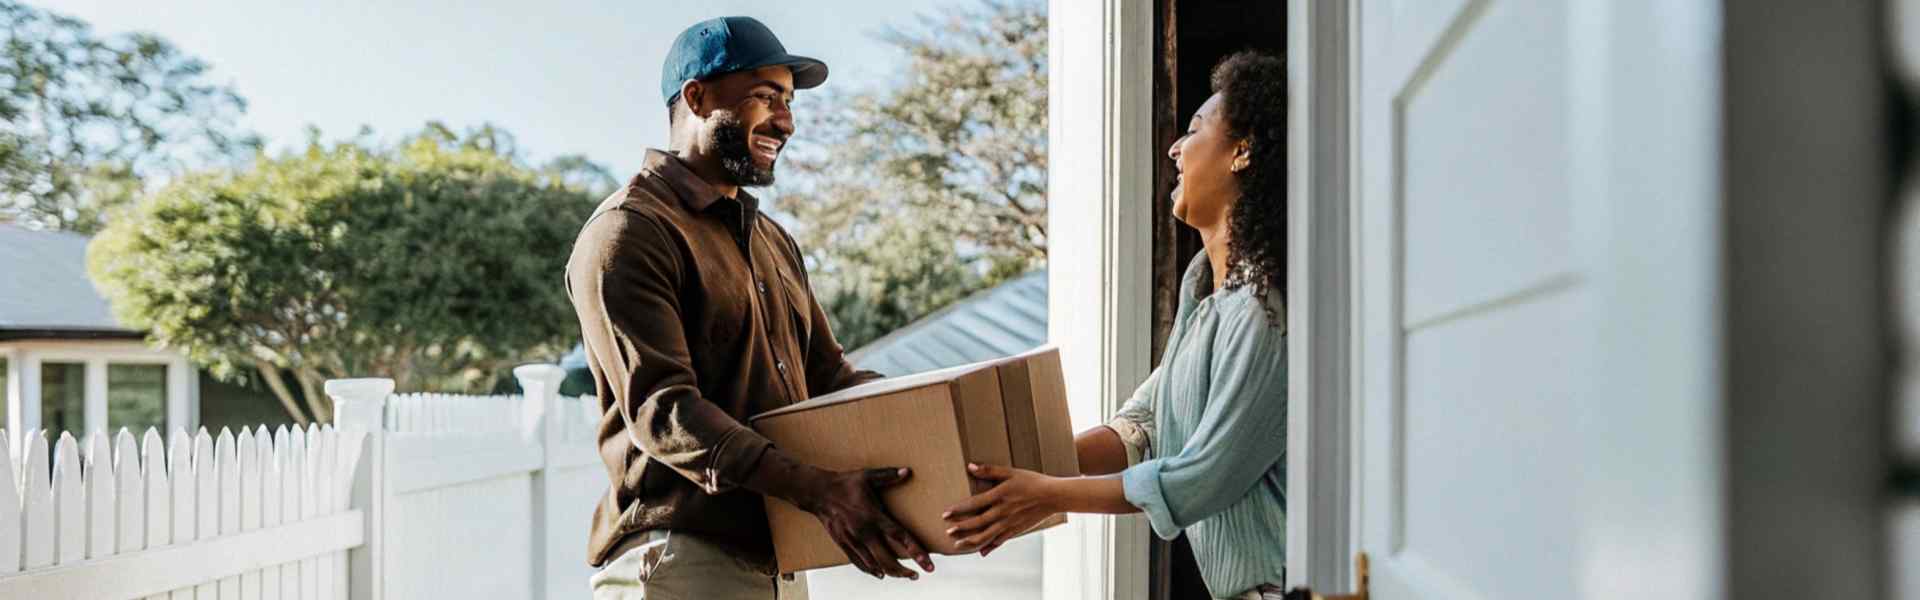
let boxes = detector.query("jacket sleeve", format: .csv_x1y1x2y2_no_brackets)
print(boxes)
567,208,772,494
1121,298,1288,539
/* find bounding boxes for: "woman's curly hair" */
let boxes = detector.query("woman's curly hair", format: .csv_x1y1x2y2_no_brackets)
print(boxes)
1210,50,1288,319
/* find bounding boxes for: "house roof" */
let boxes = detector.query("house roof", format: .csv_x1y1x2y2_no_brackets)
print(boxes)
0,223,139,339
846,269,1048,377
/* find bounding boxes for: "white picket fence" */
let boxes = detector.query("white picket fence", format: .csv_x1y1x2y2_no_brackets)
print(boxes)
0,423,365,600
331,364,603,600
0,364,605,600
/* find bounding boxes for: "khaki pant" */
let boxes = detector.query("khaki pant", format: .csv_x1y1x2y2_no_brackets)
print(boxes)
590,530,809,600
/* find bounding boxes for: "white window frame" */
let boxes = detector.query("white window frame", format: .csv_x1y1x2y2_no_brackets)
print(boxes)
1044,0,1154,598
1,340,195,446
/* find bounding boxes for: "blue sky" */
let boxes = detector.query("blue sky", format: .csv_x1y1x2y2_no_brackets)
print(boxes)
32,0,961,176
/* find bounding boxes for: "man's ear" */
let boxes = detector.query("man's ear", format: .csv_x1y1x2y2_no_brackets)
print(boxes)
680,80,708,119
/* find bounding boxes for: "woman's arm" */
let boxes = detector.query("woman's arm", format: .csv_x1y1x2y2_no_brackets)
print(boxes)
1075,426,1130,476
941,463,1137,555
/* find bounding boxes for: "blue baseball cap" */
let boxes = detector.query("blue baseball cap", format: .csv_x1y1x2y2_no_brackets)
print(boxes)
661,16,829,107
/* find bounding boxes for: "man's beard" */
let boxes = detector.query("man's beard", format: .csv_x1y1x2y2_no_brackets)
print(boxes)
710,114,778,187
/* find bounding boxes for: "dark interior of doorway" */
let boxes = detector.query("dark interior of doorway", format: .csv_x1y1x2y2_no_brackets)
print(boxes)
1150,0,1285,598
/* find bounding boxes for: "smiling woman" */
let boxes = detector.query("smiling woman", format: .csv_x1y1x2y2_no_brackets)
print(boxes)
945,51,1293,600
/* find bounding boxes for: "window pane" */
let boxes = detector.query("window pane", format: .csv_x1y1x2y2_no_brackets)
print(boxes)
40,362,85,436
109,364,168,434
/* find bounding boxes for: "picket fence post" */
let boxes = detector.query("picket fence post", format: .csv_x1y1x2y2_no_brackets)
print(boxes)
514,363,565,600
326,377,392,600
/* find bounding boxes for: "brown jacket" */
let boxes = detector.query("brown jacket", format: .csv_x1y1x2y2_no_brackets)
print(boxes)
566,150,881,571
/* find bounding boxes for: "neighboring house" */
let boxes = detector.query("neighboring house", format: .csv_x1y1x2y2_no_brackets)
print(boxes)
0,224,286,439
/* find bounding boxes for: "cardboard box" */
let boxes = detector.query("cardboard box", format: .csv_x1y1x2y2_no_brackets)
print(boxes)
750,346,1080,573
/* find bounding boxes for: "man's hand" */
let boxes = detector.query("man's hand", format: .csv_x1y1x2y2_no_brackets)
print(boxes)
795,467,935,580
747,451,933,580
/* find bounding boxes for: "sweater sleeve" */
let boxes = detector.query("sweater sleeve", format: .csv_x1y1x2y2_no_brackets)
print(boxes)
1105,366,1162,466
1121,299,1287,539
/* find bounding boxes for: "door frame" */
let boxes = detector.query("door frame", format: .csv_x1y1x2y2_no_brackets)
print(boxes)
1286,0,1358,592
1045,0,1155,599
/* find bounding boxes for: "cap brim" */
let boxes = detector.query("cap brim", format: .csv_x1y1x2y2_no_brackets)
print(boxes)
767,54,829,90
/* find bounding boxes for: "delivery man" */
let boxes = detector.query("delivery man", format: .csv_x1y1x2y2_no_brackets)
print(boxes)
566,16,934,600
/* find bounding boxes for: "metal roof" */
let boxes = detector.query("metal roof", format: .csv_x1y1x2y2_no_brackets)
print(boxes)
846,269,1048,377
0,224,135,336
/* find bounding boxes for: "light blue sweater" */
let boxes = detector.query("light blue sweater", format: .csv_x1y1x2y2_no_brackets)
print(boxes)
1108,253,1288,599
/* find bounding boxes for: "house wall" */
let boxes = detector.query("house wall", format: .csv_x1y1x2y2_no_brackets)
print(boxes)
199,372,296,433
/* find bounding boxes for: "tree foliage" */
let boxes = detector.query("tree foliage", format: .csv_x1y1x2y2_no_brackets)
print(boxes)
1,0,259,233
777,0,1047,350
88,123,597,423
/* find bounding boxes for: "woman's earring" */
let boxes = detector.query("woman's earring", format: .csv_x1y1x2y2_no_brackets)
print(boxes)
1231,157,1250,173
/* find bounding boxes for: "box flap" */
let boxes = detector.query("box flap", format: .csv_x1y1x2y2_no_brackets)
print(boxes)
750,360,995,423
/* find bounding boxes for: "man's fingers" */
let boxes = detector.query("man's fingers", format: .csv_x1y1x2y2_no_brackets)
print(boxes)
865,467,912,489
883,521,935,573
835,527,885,579
865,537,917,579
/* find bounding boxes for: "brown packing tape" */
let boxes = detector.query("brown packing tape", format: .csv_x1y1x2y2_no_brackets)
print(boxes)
1022,348,1082,477
996,358,1044,472
950,368,1014,495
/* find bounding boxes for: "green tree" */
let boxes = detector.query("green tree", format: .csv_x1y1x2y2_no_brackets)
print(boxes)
88,123,598,424
777,0,1047,350
1,0,259,233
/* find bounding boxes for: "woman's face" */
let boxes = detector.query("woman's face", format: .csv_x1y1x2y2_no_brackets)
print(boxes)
1168,92,1245,230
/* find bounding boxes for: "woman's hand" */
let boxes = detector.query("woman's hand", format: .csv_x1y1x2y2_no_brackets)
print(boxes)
941,463,1063,557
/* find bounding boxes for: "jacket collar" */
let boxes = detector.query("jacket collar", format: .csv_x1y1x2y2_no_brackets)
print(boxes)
638,149,759,215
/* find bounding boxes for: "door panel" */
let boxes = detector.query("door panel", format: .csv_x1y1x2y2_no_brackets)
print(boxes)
1401,0,1572,325
1380,0,1473,88
1401,292,1585,599
1351,1,1720,598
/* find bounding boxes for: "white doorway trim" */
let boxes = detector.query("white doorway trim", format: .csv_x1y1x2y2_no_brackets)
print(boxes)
1045,0,1154,598
1286,0,1357,592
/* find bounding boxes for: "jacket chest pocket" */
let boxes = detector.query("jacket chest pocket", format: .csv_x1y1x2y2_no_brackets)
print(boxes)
749,234,813,346
767,260,812,344
693,267,753,345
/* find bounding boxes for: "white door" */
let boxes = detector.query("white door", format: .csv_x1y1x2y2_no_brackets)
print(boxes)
1350,1,1725,598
